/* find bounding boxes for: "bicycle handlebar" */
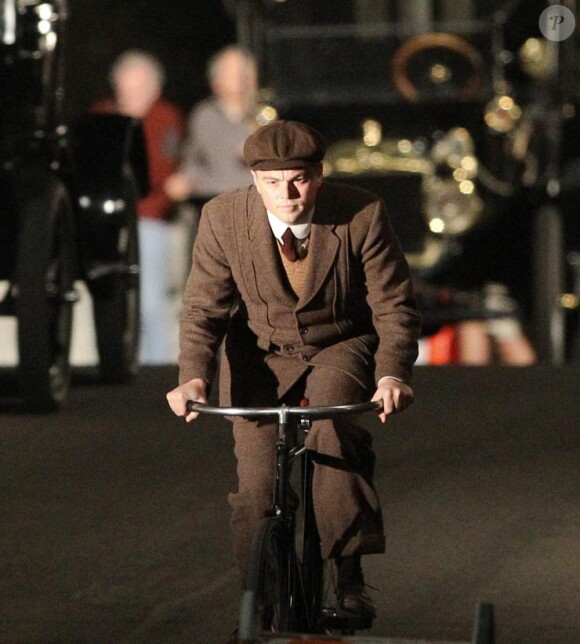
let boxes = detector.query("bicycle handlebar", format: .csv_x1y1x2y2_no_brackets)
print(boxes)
186,400,382,421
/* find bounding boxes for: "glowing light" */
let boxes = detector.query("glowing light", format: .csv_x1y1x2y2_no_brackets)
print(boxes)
257,105,278,125
459,180,475,195
521,38,544,63
45,31,57,50
429,218,446,233
362,120,382,147
461,156,477,173
397,139,413,154
498,96,514,110
430,64,451,84
103,200,116,214
38,20,52,35
561,293,579,309
37,4,54,20
2,0,16,45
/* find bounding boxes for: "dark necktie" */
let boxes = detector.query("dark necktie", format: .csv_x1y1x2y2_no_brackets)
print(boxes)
280,227,298,262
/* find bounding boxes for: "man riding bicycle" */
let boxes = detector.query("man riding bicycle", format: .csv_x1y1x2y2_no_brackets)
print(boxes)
166,120,421,621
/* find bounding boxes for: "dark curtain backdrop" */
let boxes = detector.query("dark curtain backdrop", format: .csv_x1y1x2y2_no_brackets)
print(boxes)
64,0,236,118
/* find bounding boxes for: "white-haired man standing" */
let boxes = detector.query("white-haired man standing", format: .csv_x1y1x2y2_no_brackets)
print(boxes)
93,50,185,364
164,45,258,210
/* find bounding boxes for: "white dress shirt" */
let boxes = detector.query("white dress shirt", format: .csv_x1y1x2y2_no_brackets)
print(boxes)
266,209,313,243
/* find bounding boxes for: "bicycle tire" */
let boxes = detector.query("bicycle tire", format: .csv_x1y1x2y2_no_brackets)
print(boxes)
297,453,374,635
240,517,298,639
297,452,325,632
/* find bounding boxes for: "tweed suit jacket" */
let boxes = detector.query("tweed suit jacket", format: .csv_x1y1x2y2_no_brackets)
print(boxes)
178,180,421,403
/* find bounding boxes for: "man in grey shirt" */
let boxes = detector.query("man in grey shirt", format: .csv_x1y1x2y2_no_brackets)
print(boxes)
165,46,258,206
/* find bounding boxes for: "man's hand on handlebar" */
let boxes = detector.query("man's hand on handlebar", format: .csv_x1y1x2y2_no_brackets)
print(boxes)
371,377,414,424
166,378,208,422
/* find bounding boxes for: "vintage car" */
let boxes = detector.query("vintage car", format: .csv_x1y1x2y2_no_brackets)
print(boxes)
0,0,147,410
233,0,579,363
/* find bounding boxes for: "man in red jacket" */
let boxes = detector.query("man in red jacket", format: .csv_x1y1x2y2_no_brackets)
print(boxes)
94,50,185,363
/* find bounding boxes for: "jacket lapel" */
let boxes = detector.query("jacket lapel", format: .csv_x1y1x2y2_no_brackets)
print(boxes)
246,188,298,306
296,187,339,311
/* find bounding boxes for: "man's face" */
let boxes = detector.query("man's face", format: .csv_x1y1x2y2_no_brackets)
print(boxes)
114,64,160,118
213,51,257,107
251,165,323,224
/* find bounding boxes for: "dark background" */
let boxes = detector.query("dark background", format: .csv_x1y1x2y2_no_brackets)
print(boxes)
64,0,237,118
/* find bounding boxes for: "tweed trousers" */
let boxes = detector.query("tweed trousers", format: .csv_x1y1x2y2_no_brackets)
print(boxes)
227,362,386,583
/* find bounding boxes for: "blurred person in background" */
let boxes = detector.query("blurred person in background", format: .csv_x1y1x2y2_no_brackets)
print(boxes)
415,281,537,365
93,50,185,364
164,45,258,214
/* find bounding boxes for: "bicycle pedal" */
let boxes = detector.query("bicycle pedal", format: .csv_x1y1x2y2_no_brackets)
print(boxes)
318,606,373,631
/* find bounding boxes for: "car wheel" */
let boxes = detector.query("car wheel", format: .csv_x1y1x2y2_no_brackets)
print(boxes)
16,175,77,411
90,175,140,383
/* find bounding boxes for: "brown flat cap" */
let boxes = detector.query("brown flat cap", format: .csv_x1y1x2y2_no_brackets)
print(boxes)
243,120,327,170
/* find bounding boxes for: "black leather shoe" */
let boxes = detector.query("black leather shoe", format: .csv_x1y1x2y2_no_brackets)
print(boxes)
335,555,377,619
337,582,377,619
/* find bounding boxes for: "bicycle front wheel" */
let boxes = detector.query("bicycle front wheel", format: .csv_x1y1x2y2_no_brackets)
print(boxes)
239,517,298,639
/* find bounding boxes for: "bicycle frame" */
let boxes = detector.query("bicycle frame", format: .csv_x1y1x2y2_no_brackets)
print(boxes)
186,400,382,638
269,408,320,631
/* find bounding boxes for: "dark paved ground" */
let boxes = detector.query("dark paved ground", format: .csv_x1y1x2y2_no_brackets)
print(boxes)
1,366,579,643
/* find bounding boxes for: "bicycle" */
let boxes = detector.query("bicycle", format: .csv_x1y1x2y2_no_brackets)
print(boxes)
186,399,383,641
